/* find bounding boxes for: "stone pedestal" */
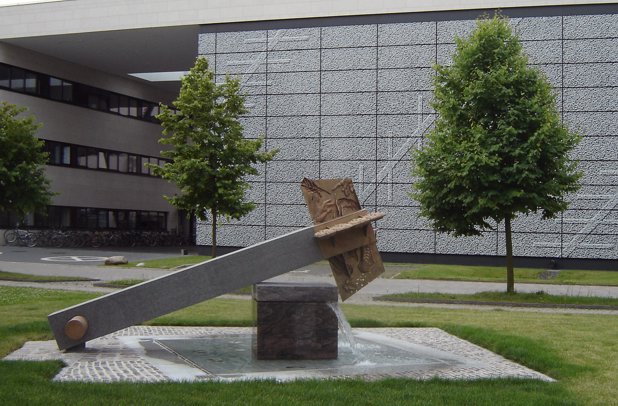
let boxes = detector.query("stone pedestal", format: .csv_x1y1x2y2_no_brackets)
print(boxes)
253,282,338,360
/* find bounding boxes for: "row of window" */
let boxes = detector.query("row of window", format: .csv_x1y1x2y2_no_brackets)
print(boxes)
44,140,169,177
0,62,164,123
1,206,167,231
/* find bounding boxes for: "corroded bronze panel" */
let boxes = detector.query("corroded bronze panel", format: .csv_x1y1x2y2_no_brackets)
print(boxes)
301,178,385,301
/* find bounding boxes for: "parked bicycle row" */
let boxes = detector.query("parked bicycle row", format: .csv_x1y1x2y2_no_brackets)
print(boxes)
3,228,189,248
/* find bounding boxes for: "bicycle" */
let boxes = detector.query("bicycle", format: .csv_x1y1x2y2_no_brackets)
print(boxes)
4,227,37,247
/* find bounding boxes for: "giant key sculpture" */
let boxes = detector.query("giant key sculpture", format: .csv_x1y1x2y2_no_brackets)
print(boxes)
49,179,384,350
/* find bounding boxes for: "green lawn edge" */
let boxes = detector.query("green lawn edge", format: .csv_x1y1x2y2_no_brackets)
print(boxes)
1,285,616,405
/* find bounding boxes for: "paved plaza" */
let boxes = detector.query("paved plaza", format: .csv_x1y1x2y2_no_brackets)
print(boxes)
5,326,553,383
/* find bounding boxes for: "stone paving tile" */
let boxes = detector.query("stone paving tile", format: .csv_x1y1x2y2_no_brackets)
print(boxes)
4,326,554,383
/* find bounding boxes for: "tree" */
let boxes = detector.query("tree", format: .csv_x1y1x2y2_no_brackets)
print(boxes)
0,102,52,222
152,57,277,257
411,15,582,293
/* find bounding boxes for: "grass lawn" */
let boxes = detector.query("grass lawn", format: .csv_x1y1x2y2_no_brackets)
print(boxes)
392,263,618,286
1,286,617,405
0,271,95,283
378,291,618,308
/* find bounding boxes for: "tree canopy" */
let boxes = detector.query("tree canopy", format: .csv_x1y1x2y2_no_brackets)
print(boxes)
411,16,582,292
0,102,52,221
152,57,277,257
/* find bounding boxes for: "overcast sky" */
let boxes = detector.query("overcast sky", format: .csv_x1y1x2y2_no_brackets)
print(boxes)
0,0,62,7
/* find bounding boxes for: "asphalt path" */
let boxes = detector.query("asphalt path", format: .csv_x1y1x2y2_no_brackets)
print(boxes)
1,246,617,302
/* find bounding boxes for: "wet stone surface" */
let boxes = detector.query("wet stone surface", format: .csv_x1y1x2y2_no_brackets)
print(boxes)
5,326,554,383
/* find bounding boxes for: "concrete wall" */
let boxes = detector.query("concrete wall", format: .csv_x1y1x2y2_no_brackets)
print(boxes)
196,5,618,262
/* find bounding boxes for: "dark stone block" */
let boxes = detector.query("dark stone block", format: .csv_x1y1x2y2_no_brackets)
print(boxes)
253,283,338,360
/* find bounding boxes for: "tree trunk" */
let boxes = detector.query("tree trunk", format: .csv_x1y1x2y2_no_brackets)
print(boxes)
504,216,515,293
211,207,217,258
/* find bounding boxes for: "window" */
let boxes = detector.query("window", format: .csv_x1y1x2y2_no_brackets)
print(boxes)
0,64,9,88
76,147,98,169
98,151,107,170
108,152,119,171
129,98,139,117
128,155,138,173
109,93,119,114
24,71,38,94
1,62,162,123
49,77,63,100
141,156,151,175
10,67,25,91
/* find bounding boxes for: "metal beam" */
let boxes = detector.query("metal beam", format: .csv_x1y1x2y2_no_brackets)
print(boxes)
49,226,324,350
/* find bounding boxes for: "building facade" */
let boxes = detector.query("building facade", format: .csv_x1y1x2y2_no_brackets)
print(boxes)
0,41,182,234
0,1,616,266
196,4,618,267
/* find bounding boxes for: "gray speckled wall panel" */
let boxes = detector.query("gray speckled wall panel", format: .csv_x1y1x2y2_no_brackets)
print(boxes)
321,70,376,92
378,22,435,45
268,28,320,50
564,14,618,38
564,39,618,63
378,45,434,68
564,112,618,136
378,68,433,91
268,116,319,138
268,49,320,72
268,71,320,94
268,138,320,160
564,88,618,112
522,40,562,64
436,232,497,255
564,63,618,88
321,47,376,70
512,17,562,40
322,92,376,115
321,25,376,48
197,10,618,261
322,115,376,138
266,204,313,227
266,183,306,205
268,94,320,116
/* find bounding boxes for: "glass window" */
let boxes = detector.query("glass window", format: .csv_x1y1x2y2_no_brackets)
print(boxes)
24,71,38,94
88,94,99,109
77,147,87,167
141,157,150,175
129,98,139,117
98,151,107,170
62,145,71,165
108,211,118,229
109,93,119,114
128,211,137,229
62,81,73,102
46,142,62,165
76,208,87,228
0,64,9,88
116,211,128,229
118,95,129,116
98,210,108,228
86,208,98,228
10,67,25,91
128,155,138,173
87,148,98,169
49,77,63,100
118,153,128,172
108,152,119,171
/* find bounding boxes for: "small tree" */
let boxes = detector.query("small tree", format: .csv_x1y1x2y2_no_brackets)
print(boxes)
412,16,582,293
0,102,52,222
153,57,277,257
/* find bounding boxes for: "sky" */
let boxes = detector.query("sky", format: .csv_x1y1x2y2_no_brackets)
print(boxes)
0,0,63,7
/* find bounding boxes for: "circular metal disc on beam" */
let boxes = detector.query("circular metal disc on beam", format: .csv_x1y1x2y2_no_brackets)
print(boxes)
64,315,88,340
